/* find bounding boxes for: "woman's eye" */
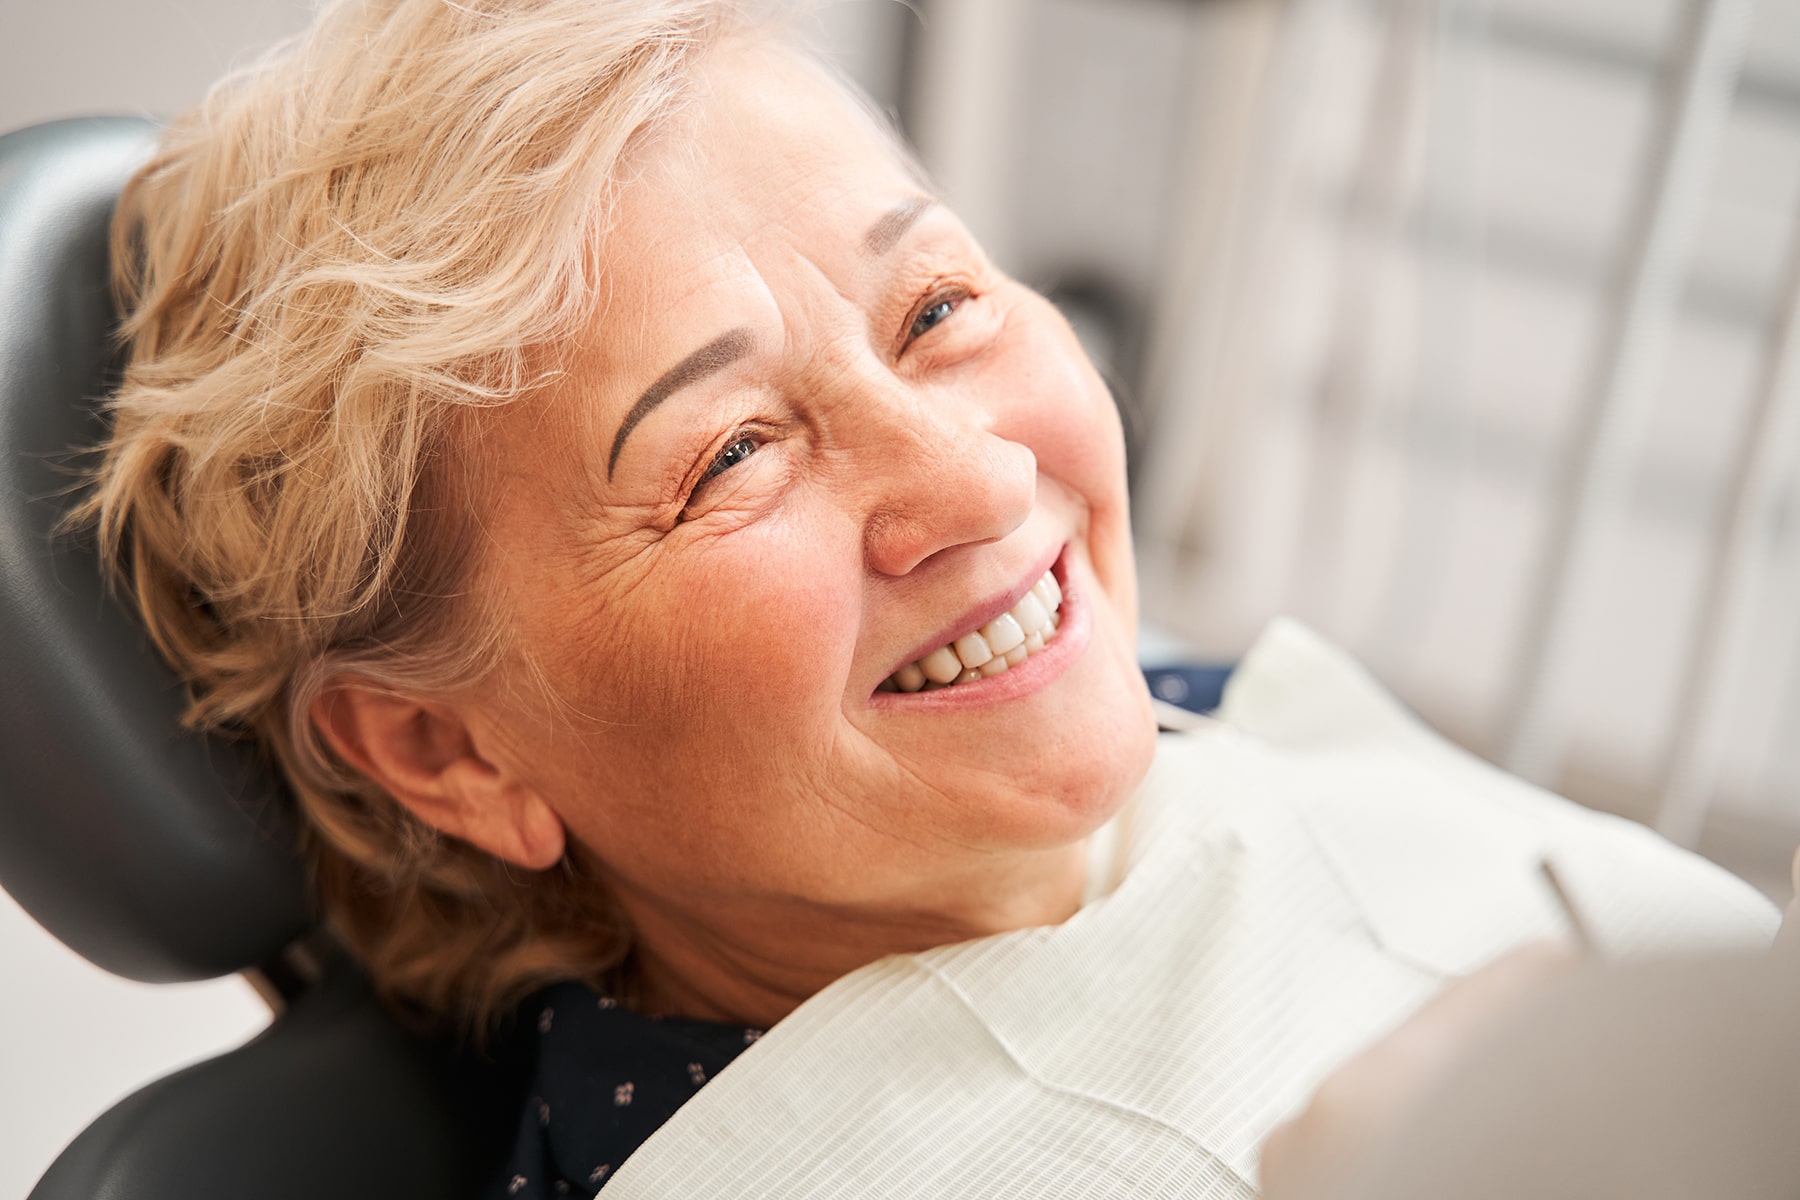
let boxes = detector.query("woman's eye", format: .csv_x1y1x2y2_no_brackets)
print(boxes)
679,432,767,523
701,435,758,483
906,292,964,345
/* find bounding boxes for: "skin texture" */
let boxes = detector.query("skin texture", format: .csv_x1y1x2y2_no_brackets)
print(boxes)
316,38,1158,1028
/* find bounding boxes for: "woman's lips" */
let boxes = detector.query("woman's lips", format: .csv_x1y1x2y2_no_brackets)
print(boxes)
879,567,1063,693
878,545,1065,684
869,550,1089,709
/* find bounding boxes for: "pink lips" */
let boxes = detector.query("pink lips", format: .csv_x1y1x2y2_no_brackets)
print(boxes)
880,545,1066,686
870,548,1086,709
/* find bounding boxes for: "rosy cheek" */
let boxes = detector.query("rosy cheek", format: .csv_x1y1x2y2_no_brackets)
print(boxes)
996,330,1126,509
992,316,1136,613
665,520,861,718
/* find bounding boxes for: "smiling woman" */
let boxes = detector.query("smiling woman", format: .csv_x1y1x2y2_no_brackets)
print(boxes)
328,33,1157,1032
79,0,1781,1196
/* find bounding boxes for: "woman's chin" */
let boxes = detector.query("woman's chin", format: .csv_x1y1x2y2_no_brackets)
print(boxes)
859,556,1155,850
1023,651,1157,845
965,633,1157,852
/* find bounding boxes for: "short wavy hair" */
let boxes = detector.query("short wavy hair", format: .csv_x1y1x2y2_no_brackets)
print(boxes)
81,0,786,1029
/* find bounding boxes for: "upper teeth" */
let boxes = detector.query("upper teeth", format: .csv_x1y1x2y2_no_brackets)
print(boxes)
882,570,1064,693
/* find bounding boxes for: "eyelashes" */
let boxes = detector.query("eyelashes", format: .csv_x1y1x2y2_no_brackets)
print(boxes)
681,425,771,521
699,433,760,485
900,283,971,354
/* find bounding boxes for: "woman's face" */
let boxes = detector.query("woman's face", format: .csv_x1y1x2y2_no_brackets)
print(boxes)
474,38,1155,930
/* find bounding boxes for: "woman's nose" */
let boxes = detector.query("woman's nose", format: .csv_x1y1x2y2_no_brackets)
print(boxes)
856,387,1037,577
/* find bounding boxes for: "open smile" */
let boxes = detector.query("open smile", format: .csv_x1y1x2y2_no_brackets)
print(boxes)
870,549,1089,708
879,567,1062,693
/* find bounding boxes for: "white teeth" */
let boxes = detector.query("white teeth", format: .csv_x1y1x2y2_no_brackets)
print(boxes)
981,613,1025,655
881,568,1065,695
953,631,994,669
1012,592,1050,636
920,645,964,685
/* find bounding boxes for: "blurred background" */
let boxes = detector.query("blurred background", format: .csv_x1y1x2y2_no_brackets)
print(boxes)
4,0,1799,1190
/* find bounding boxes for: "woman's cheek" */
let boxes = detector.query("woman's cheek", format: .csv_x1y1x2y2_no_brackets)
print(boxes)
1000,311,1137,618
679,511,862,715
998,326,1127,506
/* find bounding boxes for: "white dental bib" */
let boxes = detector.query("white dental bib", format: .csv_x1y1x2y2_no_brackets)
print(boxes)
605,620,1776,1198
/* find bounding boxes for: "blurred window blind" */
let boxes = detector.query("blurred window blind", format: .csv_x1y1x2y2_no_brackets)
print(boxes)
908,0,1800,888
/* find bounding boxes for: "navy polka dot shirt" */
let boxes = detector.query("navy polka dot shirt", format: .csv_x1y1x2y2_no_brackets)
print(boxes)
493,982,759,1196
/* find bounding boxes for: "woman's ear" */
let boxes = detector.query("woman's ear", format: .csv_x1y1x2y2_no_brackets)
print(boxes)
309,684,566,870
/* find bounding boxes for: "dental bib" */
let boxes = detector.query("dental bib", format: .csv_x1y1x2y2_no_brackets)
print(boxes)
604,620,1775,1198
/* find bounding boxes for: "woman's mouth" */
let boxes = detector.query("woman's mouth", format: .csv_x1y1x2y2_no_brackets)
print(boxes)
878,568,1063,693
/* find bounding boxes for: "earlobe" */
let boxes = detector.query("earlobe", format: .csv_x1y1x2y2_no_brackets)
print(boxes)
500,779,567,870
309,684,566,871
439,756,567,869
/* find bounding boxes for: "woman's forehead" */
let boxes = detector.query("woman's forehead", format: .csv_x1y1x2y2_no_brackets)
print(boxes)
617,37,920,254
575,40,929,383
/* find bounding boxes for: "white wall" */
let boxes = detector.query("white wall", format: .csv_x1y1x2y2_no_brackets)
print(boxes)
1,0,910,136
0,893,269,1198
0,0,318,133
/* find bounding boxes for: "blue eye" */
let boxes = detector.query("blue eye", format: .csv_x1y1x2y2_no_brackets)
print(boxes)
702,435,758,481
908,296,958,342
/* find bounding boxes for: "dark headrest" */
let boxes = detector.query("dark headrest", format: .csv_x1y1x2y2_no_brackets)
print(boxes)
0,117,312,982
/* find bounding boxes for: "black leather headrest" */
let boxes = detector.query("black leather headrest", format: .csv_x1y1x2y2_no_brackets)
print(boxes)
0,117,311,982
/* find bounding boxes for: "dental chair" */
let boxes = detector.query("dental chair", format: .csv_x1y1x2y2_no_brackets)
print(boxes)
0,116,534,1200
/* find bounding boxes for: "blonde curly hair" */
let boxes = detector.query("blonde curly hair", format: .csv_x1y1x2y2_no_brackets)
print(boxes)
81,0,790,1029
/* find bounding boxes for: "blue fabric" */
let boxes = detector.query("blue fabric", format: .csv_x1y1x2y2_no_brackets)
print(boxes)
1140,663,1234,714
493,983,759,1197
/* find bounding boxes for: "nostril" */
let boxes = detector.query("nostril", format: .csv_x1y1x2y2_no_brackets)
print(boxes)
864,513,1004,578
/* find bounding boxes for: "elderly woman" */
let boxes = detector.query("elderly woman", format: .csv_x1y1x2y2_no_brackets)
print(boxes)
87,0,1775,1195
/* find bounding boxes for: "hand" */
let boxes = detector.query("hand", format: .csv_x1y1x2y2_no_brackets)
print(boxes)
1259,943,1573,1200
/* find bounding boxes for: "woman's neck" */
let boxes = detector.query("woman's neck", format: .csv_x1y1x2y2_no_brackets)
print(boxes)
610,841,1092,1029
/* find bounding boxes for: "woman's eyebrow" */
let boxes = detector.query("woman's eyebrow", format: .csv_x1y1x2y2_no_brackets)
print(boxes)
607,327,756,480
862,196,935,256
